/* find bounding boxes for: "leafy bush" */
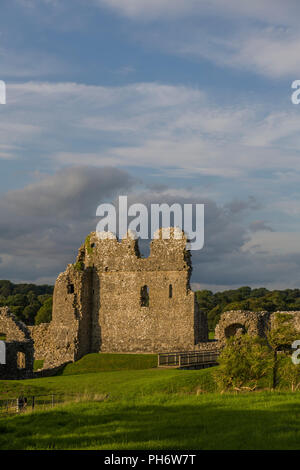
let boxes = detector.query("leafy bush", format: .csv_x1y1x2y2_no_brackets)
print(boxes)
215,334,273,391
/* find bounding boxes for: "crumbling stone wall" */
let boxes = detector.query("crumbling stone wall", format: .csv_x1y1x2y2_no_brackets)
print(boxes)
0,307,34,379
214,310,300,347
28,323,50,360
38,228,207,367
0,307,29,342
29,266,93,368
215,310,270,346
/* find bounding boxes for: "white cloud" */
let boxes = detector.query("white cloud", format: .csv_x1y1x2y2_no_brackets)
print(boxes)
11,0,300,78
91,0,300,78
274,200,300,216
3,80,300,178
95,0,300,25
243,231,300,255
222,28,300,78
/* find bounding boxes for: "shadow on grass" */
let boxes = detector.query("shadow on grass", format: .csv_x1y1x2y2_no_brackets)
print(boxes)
0,395,300,450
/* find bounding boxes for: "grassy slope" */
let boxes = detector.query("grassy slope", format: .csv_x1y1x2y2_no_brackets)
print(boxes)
0,368,216,400
0,353,299,450
58,353,157,375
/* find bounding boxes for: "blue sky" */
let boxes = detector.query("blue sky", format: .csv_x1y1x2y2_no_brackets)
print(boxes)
1,0,300,290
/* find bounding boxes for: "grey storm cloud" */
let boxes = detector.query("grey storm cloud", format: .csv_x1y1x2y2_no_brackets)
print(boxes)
1,166,135,220
0,168,299,289
0,166,136,282
118,191,252,270
224,196,261,214
249,220,274,233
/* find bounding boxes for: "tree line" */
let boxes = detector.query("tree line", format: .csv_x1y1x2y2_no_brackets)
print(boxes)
0,280,53,326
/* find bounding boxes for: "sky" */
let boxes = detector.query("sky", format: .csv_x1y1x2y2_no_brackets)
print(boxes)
1,0,300,291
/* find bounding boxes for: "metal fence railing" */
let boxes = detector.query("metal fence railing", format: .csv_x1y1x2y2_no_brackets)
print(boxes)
158,350,219,368
0,393,87,417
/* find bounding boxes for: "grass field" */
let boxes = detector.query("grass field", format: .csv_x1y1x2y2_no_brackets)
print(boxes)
0,353,299,450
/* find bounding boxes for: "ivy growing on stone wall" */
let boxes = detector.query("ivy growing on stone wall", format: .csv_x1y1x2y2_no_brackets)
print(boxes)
85,234,94,256
74,261,84,272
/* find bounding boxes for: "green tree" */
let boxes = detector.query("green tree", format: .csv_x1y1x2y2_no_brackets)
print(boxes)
35,298,53,325
37,294,52,304
23,301,41,325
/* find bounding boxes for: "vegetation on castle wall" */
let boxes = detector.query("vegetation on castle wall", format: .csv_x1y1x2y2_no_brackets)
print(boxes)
73,261,84,272
85,234,94,256
215,315,300,392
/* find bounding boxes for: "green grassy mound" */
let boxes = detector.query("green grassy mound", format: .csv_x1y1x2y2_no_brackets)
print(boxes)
0,366,216,400
57,353,157,376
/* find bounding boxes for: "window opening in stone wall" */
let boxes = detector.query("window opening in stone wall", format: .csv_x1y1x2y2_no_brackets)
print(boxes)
169,284,173,298
17,351,26,370
67,284,74,294
0,332,6,341
141,285,149,307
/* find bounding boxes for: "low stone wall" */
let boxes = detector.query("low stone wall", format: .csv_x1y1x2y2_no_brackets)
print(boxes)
194,341,219,351
34,361,71,377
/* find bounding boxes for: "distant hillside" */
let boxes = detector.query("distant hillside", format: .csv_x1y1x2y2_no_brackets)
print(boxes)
0,280,53,326
196,286,300,331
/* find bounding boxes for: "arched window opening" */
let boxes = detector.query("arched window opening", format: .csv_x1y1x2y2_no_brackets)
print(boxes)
67,284,74,294
169,284,173,299
141,285,149,307
224,323,246,339
17,352,26,370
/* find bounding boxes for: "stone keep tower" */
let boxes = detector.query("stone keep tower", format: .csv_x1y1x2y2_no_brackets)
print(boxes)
38,228,207,367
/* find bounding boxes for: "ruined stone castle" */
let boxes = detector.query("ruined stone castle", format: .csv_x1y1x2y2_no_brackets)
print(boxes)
30,228,208,368
1,228,300,378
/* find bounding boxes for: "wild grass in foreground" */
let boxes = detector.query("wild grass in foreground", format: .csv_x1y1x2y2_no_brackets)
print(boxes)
0,353,299,450
0,392,299,450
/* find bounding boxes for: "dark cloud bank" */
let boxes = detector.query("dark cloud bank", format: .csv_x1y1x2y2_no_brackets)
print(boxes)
0,165,299,290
